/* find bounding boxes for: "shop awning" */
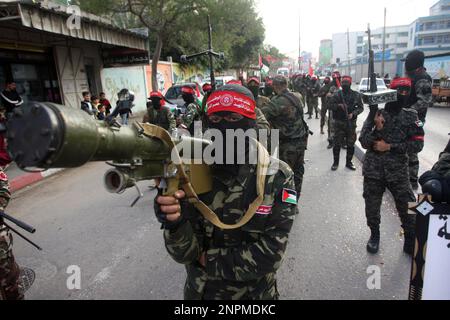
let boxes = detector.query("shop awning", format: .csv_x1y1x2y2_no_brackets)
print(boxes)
0,0,148,51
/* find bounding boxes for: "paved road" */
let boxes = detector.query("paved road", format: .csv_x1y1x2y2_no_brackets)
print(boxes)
7,115,424,300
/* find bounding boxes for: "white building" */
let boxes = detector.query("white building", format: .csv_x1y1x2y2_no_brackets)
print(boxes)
408,0,450,55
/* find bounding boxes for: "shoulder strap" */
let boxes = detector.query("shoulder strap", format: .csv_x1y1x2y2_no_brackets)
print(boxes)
140,123,270,230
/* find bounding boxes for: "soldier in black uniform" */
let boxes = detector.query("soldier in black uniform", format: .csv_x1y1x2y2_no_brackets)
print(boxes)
329,76,364,171
359,78,425,255
404,50,434,190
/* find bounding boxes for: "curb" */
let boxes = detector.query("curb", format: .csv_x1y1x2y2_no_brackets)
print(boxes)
9,169,64,193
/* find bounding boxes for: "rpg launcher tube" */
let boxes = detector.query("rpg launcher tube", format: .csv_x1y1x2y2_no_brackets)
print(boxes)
6,102,170,169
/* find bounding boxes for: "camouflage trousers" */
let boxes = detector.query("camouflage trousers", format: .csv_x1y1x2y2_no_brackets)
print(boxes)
0,224,22,300
307,97,319,117
333,120,357,162
363,177,416,232
407,151,420,184
328,112,335,144
279,140,307,198
320,104,327,130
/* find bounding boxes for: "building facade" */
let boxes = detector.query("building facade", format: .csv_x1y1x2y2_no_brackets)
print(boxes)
0,0,148,110
408,0,450,56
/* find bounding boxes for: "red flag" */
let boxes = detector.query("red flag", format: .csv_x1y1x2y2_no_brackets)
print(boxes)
258,53,263,69
308,62,314,76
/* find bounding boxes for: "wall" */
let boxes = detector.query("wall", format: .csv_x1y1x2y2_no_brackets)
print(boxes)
336,60,400,83
424,54,450,79
172,64,207,84
54,40,104,109
101,65,148,112
145,62,174,94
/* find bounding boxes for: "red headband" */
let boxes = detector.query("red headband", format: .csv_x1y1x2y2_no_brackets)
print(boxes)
202,84,212,91
207,91,256,119
227,80,242,85
390,77,412,89
182,86,195,94
342,76,352,83
247,77,260,85
150,91,163,99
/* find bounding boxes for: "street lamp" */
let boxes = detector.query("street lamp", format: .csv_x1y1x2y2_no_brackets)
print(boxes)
181,9,224,91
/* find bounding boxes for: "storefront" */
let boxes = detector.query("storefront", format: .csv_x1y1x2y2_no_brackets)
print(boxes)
0,0,148,109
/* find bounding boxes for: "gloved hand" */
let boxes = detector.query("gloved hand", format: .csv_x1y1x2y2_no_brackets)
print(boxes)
154,189,187,230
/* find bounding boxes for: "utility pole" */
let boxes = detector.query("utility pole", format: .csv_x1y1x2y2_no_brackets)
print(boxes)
298,12,302,72
347,28,351,76
381,7,387,77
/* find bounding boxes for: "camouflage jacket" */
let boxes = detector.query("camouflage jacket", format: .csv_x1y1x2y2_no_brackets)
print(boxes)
261,89,307,141
144,104,176,132
182,102,201,130
407,70,433,122
328,89,364,122
0,169,12,285
308,82,321,98
359,106,425,180
163,159,298,300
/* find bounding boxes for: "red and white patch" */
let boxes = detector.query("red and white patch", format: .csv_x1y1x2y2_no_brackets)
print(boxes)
0,172,8,181
220,94,234,107
256,205,273,215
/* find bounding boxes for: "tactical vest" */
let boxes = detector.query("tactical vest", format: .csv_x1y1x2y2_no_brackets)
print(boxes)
146,105,170,131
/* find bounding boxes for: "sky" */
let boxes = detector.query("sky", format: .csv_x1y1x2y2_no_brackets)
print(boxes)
256,0,438,59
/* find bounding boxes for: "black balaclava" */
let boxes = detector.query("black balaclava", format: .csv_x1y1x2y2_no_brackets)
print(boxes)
341,81,351,93
324,77,331,85
248,85,259,100
182,93,195,104
405,50,425,75
152,98,162,110
206,85,257,168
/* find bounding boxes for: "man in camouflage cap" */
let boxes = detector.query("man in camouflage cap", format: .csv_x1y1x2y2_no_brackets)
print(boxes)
359,77,425,255
155,84,298,300
143,91,176,133
246,77,271,132
261,75,309,198
404,50,433,190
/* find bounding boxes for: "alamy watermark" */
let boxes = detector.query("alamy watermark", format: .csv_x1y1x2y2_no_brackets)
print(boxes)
66,5,81,30
366,265,381,290
172,121,280,174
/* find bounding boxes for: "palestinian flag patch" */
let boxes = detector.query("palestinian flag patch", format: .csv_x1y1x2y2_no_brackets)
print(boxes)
282,189,297,204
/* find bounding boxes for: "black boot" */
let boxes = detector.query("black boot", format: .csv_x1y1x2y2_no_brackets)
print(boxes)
332,149,340,171
346,161,356,171
367,227,380,254
327,140,334,149
403,231,416,255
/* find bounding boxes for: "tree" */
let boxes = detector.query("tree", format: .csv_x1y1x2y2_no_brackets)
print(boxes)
125,0,204,91
75,0,265,83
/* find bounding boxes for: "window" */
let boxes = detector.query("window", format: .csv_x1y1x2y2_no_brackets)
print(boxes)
398,32,409,37
397,43,408,48
357,47,363,54
357,36,363,44
423,36,435,45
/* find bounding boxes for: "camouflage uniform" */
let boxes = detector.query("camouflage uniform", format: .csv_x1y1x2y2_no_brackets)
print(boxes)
325,85,339,146
255,96,271,132
183,102,202,135
318,83,332,133
329,88,364,164
163,159,298,300
261,89,308,197
359,107,424,233
406,71,433,187
143,104,176,133
0,169,22,300
306,81,320,118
